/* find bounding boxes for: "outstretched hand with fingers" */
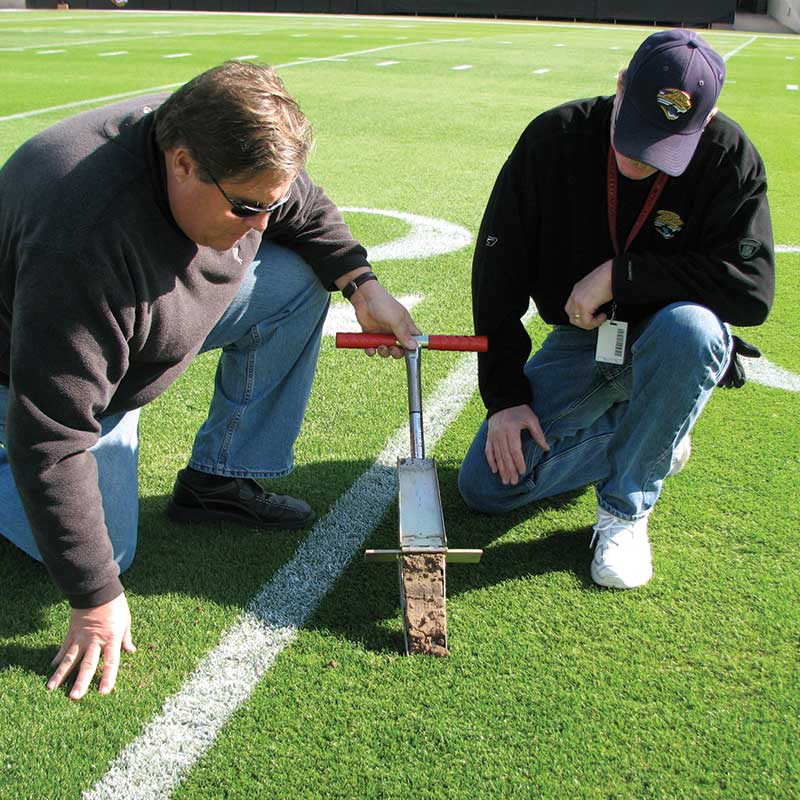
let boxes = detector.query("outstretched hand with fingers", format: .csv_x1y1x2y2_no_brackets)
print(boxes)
47,592,136,701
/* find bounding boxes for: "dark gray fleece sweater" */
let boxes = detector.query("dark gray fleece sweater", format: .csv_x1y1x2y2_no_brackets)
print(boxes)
0,95,369,607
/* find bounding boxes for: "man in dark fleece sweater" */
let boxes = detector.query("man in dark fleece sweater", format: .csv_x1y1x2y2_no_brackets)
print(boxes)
0,61,419,700
458,30,774,590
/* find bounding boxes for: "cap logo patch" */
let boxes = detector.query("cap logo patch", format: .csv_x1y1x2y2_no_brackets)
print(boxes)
657,88,692,121
654,210,684,239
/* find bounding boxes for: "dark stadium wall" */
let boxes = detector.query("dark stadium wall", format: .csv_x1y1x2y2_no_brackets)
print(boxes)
31,0,736,26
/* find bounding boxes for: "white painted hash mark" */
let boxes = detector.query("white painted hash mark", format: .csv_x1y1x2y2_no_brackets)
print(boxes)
452,64,473,70
787,85,798,91
532,68,550,75
82,301,535,800
163,53,192,59
376,60,400,67
98,51,128,57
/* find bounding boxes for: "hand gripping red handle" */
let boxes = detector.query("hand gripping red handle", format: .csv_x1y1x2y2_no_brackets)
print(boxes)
335,333,488,352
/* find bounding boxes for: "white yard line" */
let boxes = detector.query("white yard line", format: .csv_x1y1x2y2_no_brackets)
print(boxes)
84,304,538,800
749,359,800,392
0,37,470,123
0,27,258,52
722,35,758,61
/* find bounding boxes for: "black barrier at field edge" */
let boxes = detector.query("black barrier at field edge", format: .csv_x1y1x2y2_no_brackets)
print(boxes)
29,0,736,28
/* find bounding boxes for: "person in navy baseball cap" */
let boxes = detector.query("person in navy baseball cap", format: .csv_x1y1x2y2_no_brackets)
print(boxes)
460,28,774,594
613,29,726,177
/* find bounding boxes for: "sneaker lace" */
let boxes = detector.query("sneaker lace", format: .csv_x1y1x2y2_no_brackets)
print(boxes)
590,515,629,552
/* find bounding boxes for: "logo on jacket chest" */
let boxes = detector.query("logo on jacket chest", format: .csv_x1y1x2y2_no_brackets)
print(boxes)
653,209,684,239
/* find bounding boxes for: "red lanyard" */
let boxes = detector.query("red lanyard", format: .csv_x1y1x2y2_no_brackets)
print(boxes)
607,145,668,255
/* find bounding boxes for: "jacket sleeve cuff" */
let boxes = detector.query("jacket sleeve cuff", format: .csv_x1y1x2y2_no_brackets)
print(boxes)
67,576,124,609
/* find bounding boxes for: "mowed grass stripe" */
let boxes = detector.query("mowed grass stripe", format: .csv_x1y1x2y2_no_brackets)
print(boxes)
0,36,471,123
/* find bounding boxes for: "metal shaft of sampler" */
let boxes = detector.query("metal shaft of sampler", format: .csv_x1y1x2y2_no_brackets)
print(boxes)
404,348,424,458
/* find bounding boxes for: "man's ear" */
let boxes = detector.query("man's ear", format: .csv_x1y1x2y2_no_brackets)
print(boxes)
164,147,196,184
616,68,627,96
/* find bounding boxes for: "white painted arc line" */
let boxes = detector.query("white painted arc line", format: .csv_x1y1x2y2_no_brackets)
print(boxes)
37,49,66,54
84,303,538,800
340,207,472,261
0,37,471,123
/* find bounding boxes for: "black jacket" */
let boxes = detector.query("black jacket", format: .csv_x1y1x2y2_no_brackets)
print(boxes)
472,95,775,417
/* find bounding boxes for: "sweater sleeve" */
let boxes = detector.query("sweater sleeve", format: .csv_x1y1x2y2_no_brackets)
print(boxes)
613,138,775,326
472,133,537,417
7,241,135,608
265,170,370,289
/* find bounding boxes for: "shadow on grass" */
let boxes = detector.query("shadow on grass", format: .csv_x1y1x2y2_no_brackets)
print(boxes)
306,462,598,655
0,457,375,678
0,458,594,674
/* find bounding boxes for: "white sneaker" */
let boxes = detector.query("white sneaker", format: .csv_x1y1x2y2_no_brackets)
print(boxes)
667,435,691,478
590,507,653,589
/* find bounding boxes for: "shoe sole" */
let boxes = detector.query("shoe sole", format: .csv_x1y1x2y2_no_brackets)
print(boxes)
590,560,653,589
166,501,315,530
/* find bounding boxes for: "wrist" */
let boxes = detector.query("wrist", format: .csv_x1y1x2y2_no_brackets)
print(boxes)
342,270,379,302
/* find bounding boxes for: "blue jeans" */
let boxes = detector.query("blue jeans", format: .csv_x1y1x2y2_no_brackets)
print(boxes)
458,303,732,521
0,242,329,572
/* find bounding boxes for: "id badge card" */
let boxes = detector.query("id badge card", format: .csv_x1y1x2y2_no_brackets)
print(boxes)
595,320,628,365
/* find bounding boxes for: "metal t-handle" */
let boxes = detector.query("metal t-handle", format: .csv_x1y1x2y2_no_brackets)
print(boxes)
404,347,424,458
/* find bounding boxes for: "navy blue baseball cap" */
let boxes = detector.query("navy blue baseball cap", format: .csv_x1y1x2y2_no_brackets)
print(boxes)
613,29,726,177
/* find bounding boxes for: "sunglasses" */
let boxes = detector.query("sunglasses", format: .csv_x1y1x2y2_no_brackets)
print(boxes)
208,170,292,218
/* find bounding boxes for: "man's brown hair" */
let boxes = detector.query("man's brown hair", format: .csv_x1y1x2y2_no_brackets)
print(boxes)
155,61,313,181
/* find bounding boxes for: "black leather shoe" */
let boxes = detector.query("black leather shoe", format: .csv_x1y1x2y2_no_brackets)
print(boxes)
166,468,315,530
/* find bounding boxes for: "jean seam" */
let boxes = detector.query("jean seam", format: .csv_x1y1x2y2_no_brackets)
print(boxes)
214,324,260,471
632,319,732,513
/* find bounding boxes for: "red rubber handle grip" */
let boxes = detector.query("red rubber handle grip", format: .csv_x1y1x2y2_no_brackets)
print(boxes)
335,333,397,349
335,333,488,352
428,335,488,352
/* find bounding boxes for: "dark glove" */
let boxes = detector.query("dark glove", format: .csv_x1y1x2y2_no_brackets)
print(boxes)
717,335,761,389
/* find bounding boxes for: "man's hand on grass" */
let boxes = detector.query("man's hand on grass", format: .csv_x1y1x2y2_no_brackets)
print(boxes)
47,592,136,700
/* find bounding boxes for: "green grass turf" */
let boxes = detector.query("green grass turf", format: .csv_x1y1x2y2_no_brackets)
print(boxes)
0,11,798,800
